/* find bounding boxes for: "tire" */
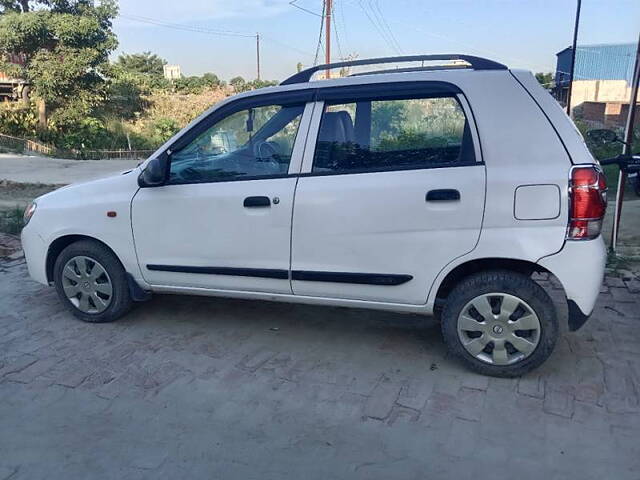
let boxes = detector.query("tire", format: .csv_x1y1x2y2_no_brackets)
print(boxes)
53,240,132,323
441,270,558,377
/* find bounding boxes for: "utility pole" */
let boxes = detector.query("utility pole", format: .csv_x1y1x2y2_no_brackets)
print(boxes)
256,33,261,81
566,0,582,116
325,0,331,78
611,31,640,252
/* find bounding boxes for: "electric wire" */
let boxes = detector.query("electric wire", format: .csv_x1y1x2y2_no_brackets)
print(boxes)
313,0,326,65
332,0,345,61
370,0,403,54
357,0,397,55
120,13,316,58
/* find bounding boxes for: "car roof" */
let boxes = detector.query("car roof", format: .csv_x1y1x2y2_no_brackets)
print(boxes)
229,67,512,103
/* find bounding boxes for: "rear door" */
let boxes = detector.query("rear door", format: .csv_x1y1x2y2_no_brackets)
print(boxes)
290,82,486,304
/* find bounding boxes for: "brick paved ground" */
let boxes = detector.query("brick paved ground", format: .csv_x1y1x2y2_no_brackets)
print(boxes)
1,257,639,479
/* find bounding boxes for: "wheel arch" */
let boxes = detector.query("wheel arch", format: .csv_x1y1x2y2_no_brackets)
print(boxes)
434,257,552,303
46,234,121,284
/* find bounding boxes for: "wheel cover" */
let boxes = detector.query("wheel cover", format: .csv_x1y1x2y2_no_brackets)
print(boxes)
61,256,113,314
456,292,541,366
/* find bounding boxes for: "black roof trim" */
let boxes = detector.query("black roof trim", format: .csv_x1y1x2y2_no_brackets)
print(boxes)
350,64,470,77
281,54,508,85
315,81,462,101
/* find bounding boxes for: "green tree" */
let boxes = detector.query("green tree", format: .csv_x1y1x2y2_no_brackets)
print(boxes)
116,51,166,77
100,64,148,120
247,78,277,90
229,76,276,93
535,72,554,89
230,76,246,92
201,72,223,87
172,73,225,94
0,1,39,13
371,100,407,142
0,0,118,142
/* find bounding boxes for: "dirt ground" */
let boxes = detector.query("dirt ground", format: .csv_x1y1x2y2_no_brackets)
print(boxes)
0,153,139,185
0,180,60,210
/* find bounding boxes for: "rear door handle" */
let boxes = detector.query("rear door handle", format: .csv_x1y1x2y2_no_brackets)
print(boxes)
244,196,271,208
426,189,461,202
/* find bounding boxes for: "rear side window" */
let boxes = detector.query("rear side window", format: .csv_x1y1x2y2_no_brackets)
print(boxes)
313,95,475,174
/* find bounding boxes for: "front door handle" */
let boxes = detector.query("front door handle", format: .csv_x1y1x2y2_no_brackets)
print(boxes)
244,196,271,208
426,189,461,202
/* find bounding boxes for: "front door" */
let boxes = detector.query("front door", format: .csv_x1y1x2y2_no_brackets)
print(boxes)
132,97,312,294
291,86,486,304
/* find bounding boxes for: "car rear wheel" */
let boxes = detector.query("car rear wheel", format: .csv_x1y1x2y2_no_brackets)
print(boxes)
53,240,132,322
441,270,558,377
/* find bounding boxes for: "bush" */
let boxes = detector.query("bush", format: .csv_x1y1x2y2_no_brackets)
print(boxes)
172,73,225,94
151,117,180,144
376,128,452,151
0,206,24,235
0,102,38,137
574,119,640,193
45,116,109,150
0,71,234,153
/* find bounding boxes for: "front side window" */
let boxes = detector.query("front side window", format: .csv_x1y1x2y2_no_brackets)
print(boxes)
169,104,304,184
313,96,474,173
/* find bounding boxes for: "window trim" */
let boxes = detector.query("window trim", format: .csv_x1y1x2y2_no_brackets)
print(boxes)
165,172,295,187
300,86,483,176
456,93,484,170
298,160,481,179
287,101,316,176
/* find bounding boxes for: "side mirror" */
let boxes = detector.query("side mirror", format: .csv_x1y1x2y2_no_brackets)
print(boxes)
586,128,620,145
138,153,169,188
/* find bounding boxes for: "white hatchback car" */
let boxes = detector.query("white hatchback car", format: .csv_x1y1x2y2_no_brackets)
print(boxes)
21,55,607,377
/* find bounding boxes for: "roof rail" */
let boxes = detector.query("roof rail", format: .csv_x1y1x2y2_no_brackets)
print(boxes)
281,54,508,85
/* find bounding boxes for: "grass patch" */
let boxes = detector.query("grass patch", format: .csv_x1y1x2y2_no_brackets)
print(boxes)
0,206,24,235
606,250,639,277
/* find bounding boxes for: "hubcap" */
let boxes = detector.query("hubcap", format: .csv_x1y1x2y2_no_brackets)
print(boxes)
61,256,113,314
456,293,541,366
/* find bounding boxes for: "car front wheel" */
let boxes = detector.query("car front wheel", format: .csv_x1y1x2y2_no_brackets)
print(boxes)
53,240,132,323
441,270,558,377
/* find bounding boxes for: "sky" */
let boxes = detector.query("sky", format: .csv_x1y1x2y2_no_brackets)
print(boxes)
112,0,640,81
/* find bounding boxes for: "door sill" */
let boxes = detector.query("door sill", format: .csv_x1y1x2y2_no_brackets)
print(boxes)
149,284,430,314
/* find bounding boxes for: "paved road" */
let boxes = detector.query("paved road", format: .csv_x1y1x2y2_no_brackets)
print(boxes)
1,258,639,479
0,153,140,185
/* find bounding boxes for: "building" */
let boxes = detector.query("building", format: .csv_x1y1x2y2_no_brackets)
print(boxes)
0,53,28,102
163,64,182,80
555,43,636,125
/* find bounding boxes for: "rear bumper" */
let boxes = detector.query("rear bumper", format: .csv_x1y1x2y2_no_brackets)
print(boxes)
538,236,606,330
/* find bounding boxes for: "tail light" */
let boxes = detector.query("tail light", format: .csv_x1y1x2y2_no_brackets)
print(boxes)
567,165,607,240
